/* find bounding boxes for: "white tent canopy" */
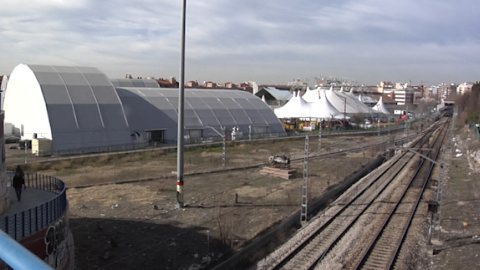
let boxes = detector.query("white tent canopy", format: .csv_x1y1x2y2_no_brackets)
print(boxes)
372,96,390,114
274,91,349,120
310,91,348,119
302,86,324,102
274,92,311,118
303,87,375,115
326,89,368,114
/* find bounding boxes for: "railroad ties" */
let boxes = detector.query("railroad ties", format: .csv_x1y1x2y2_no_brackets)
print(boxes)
251,119,448,270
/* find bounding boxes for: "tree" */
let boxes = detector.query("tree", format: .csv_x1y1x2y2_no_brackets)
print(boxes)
455,82,480,124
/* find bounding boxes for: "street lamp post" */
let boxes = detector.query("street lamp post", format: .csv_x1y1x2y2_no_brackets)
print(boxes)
176,0,187,208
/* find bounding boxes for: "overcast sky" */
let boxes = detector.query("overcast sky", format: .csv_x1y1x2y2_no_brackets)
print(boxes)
0,0,478,86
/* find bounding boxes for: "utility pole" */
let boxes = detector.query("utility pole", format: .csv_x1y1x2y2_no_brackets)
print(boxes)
377,118,380,137
405,103,409,145
388,116,391,136
206,126,226,168
318,122,322,152
222,126,226,169
24,140,27,164
300,135,309,223
176,0,187,208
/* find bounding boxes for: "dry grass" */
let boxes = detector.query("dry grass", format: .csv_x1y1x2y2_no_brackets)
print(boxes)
8,135,383,188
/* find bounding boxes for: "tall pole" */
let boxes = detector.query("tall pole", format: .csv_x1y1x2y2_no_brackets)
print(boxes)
176,0,187,208
377,118,380,137
300,135,309,223
388,116,391,136
406,104,409,144
318,122,322,152
222,126,226,168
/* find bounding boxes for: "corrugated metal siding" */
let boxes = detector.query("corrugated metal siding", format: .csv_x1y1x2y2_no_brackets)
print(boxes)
29,65,132,151
117,87,285,141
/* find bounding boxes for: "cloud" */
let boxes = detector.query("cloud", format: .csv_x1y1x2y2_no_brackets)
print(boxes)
0,0,478,85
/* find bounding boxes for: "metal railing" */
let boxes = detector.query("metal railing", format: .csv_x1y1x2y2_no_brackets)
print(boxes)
0,229,53,270
1,172,67,241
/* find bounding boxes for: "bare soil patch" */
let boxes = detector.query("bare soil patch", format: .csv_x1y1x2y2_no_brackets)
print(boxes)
429,129,480,270
62,136,382,270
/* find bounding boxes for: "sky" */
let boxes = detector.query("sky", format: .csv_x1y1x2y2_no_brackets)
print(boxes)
0,0,479,86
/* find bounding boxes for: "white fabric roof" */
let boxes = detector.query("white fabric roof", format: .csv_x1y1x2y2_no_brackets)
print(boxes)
310,91,348,119
356,94,378,104
303,87,376,115
302,86,329,102
327,89,375,114
274,91,349,119
274,92,312,118
372,96,391,114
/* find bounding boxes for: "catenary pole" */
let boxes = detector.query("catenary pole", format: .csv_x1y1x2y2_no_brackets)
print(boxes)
176,0,187,208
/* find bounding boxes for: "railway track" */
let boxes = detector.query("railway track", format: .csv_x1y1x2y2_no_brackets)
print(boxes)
351,120,449,270
252,121,446,270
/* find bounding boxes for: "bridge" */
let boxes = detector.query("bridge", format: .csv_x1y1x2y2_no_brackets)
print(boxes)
0,172,73,270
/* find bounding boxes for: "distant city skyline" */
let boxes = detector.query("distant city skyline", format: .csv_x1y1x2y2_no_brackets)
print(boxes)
0,0,478,86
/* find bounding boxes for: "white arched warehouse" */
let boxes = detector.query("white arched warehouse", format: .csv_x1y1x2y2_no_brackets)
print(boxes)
4,64,285,154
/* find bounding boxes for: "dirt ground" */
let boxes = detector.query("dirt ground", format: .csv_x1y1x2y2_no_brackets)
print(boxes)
61,135,385,270
429,127,480,270
3,132,401,270
11,135,381,188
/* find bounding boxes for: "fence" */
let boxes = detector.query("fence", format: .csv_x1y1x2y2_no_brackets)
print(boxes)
0,172,67,241
8,123,415,165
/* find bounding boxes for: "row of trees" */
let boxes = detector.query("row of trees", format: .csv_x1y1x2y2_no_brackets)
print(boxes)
456,82,480,124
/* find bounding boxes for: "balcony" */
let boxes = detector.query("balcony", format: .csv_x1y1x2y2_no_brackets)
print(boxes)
0,172,67,241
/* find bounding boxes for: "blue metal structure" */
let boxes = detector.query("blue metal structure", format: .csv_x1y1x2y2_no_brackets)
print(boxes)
0,229,53,270
0,172,68,269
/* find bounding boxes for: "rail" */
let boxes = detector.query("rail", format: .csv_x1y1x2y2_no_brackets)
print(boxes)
354,120,448,269
1,172,67,241
386,121,449,268
257,125,436,270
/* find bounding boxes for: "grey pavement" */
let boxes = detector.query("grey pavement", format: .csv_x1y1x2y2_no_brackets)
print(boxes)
0,187,56,218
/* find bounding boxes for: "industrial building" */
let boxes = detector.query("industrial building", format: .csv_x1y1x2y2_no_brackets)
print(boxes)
3,64,285,155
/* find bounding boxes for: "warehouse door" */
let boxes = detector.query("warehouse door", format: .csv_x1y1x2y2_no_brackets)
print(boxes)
147,130,165,143
188,129,202,139
254,126,269,135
